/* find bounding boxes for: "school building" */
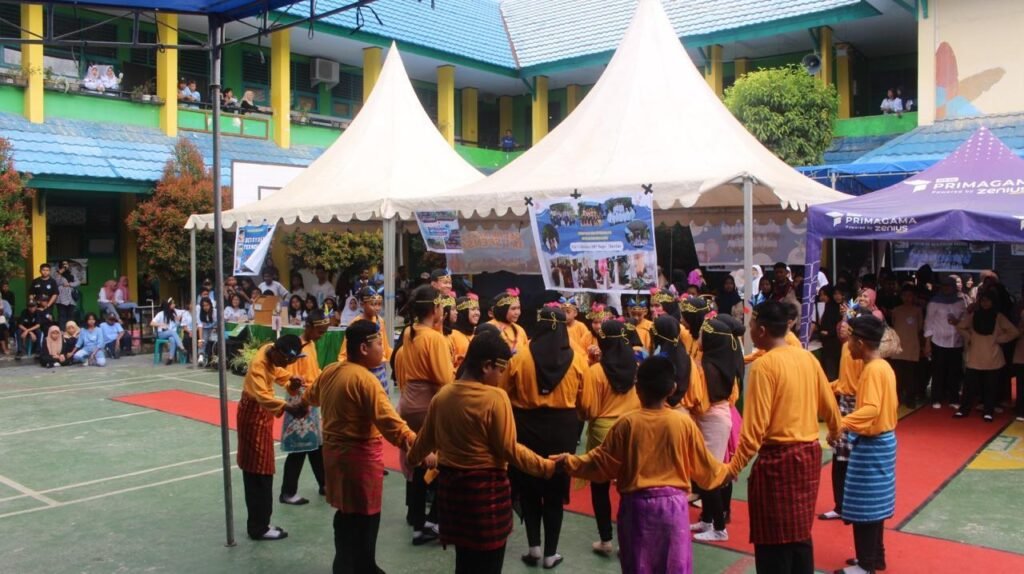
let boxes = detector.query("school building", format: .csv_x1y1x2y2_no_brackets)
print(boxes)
0,0,1021,308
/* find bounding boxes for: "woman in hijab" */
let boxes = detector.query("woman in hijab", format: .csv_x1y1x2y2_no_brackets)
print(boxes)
651,315,694,412
579,319,641,555
851,288,885,321
680,296,711,356
816,286,844,380
688,268,706,293
691,317,742,542
39,324,73,368
338,295,361,326
954,290,1019,421
751,276,773,308
716,276,744,322
63,321,80,351
98,279,119,320
500,306,593,569
450,294,480,373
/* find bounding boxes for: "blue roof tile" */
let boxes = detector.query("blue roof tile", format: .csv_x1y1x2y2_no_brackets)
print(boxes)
852,113,1024,165
823,134,898,164
0,112,323,189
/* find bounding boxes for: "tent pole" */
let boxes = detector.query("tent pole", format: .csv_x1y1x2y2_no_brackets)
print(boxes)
209,17,236,548
742,176,754,353
382,217,397,359
190,228,197,366
831,238,837,283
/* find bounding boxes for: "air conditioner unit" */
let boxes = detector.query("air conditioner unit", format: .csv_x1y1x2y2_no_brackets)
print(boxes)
311,58,339,89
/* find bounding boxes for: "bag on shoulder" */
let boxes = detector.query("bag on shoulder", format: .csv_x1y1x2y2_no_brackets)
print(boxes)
879,325,903,359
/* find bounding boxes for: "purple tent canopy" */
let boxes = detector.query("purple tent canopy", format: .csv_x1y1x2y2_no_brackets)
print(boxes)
799,127,1024,340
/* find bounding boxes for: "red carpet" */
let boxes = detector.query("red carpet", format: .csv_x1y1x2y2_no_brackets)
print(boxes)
115,390,1024,572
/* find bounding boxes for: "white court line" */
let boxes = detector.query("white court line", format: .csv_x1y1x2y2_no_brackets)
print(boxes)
0,374,187,400
0,473,59,507
0,411,156,436
0,373,167,396
0,454,286,521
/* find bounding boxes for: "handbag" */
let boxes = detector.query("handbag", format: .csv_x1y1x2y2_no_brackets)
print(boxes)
879,325,903,359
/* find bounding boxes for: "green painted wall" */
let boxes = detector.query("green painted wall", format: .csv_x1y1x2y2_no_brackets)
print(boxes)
0,84,21,114
289,124,342,148
455,146,522,171
834,111,917,137
45,91,160,127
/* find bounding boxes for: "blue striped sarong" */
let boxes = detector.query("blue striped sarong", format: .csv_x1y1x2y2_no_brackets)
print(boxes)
841,431,896,523
370,363,389,394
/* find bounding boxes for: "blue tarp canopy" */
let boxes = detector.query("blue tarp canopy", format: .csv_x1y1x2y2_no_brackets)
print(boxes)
797,161,934,196
44,1,305,19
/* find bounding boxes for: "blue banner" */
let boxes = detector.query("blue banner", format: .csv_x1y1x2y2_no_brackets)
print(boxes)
233,223,276,276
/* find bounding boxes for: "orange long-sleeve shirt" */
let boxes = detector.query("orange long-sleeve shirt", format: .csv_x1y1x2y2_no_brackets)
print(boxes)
448,330,471,372
567,321,595,356
744,330,801,363
285,339,322,395
337,314,391,366
500,346,594,414
831,342,864,396
728,345,841,475
241,344,292,415
586,364,641,421
565,407,728,493
842,358,899,436
394,325,455,389
407,381,554,478
305,361,414,449
488,320,528,353
634,318,653,354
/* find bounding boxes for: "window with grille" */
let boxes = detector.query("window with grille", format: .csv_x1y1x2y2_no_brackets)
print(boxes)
130,29,157,68
46,12,118,63
415,85,438,122
242,48,269,86
290,58,312,92
331,71,362,103
179,49,209,92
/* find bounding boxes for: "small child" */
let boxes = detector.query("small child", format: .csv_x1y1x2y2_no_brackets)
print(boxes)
555,355,728,573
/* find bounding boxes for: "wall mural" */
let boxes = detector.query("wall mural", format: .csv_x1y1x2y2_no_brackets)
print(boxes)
935,42,1005,120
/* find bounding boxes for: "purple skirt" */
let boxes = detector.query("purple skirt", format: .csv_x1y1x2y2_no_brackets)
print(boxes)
618,487,692,574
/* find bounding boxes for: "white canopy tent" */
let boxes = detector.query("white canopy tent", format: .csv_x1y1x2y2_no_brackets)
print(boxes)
405,0,849,331
185,42,484,336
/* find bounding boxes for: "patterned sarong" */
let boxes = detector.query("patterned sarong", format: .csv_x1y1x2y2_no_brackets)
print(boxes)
842,431,897,524
398,380,439,480
323,437,385,515
437,467,512,551
280,394,322,453
833,393,857,462
236,394,276,475
748,441,822,544
697,401,732,461
370,363,388,393
618,487,692,574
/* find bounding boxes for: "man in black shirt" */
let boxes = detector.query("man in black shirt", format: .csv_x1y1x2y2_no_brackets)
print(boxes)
16,299,46,359
30,263,59,314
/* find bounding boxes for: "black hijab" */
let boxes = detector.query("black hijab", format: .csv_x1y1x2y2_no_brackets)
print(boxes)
680,296,710,342
529,308,574,395
972,291,998,336
701,318,742,403
454,296,478,336
652,289,680,320
598,320,638,394
715,314,747,392
716,277,742,316
819,286,841,337
652,315,691,406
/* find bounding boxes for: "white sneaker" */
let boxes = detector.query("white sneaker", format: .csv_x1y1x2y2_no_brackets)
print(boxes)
950,403,961,410
694,529,728,541
1015,416,1024,422
690,520,713,533
197,354,207,368
932,402,941,409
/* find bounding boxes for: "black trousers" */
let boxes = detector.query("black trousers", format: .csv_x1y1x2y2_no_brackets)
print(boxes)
698,485,727,531
590,481,613,542
455,544,506,574
56,304,75,330
930,345,963,405
280,447,325,497
831,459,849,514
333,511,382,574
753,540,814,574
890,359,919,406
242,471,274,539
853,521,886,572
1015,364,1024,417
406,467,437,531
520,476,565,557
721,481,733,521
819,337,842,381
915,357,932,403
959,368,1000,417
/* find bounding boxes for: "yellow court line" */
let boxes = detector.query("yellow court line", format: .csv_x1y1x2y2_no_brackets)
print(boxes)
968,421,1024,471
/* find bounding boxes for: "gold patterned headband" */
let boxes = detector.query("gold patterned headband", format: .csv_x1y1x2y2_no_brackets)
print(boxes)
651,292,676,305
457,299,480,311
701,320,739,350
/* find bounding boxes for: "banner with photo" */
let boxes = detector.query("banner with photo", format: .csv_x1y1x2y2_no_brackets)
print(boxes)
891,241,994,272
415,211,463,253
528,188,658,293
233,222,276,276
446,227,540,274
691,217,807,267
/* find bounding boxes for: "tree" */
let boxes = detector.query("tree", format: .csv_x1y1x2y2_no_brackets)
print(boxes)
282,229,382,277
127,139,230,291
724,65,838,166
0,138,34,281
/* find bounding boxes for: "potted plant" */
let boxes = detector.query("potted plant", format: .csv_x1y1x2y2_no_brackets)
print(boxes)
43,66,58,90
228,337,262,376
295,102,312,125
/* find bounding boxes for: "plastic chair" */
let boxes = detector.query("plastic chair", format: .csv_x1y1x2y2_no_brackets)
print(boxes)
153,336,187,365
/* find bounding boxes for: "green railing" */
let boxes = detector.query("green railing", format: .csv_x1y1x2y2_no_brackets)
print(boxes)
833,111,918,138
178,107,270,139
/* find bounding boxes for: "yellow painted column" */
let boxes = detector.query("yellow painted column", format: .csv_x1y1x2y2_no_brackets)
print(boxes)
818,26,834,86
437,65,455,147
120,195,139,301
704,45,723,96
566,84,582,115
155,13,178,136
498,96,513,135
734,58,749,79
836,43,853,119
28,192,46,279
362,46,382,100
21,4,43,123
271,30,291,149
531,76,549,146
271,240,291,286
460,87,478,146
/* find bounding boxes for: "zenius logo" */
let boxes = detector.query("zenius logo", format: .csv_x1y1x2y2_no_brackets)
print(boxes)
826,211,845,227
904,179,931,192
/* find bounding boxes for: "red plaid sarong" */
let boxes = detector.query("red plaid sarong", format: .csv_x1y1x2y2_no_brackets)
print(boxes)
747,441,822,545
236,394,276,475
323,438,385,515
437,467,512,551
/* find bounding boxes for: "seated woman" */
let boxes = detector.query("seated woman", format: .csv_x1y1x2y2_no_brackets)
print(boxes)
101,66,121,93
196,296,217,368
98,280,119,320
72,313,107,367
239,90,260,114
223,293,248,324
82,65,104,92
39,324,74,368
0,298,10,355
286,294,306,326
114,276,139,324
151,299,186,365
63,321,80,351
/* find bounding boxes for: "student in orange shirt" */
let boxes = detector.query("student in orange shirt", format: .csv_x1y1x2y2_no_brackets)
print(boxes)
489,288,528,353
450,294,480,372
555,355,728,573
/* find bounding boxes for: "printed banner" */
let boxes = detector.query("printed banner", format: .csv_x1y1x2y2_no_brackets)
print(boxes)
691,217,807,267
233,223,276,276
890,241,994,272
415,211,463,253
446,227,540,275
528,189,658,293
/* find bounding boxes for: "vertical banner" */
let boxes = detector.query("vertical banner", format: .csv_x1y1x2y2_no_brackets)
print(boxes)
528,188,658,294
232,222,277,276
415,211,463,254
